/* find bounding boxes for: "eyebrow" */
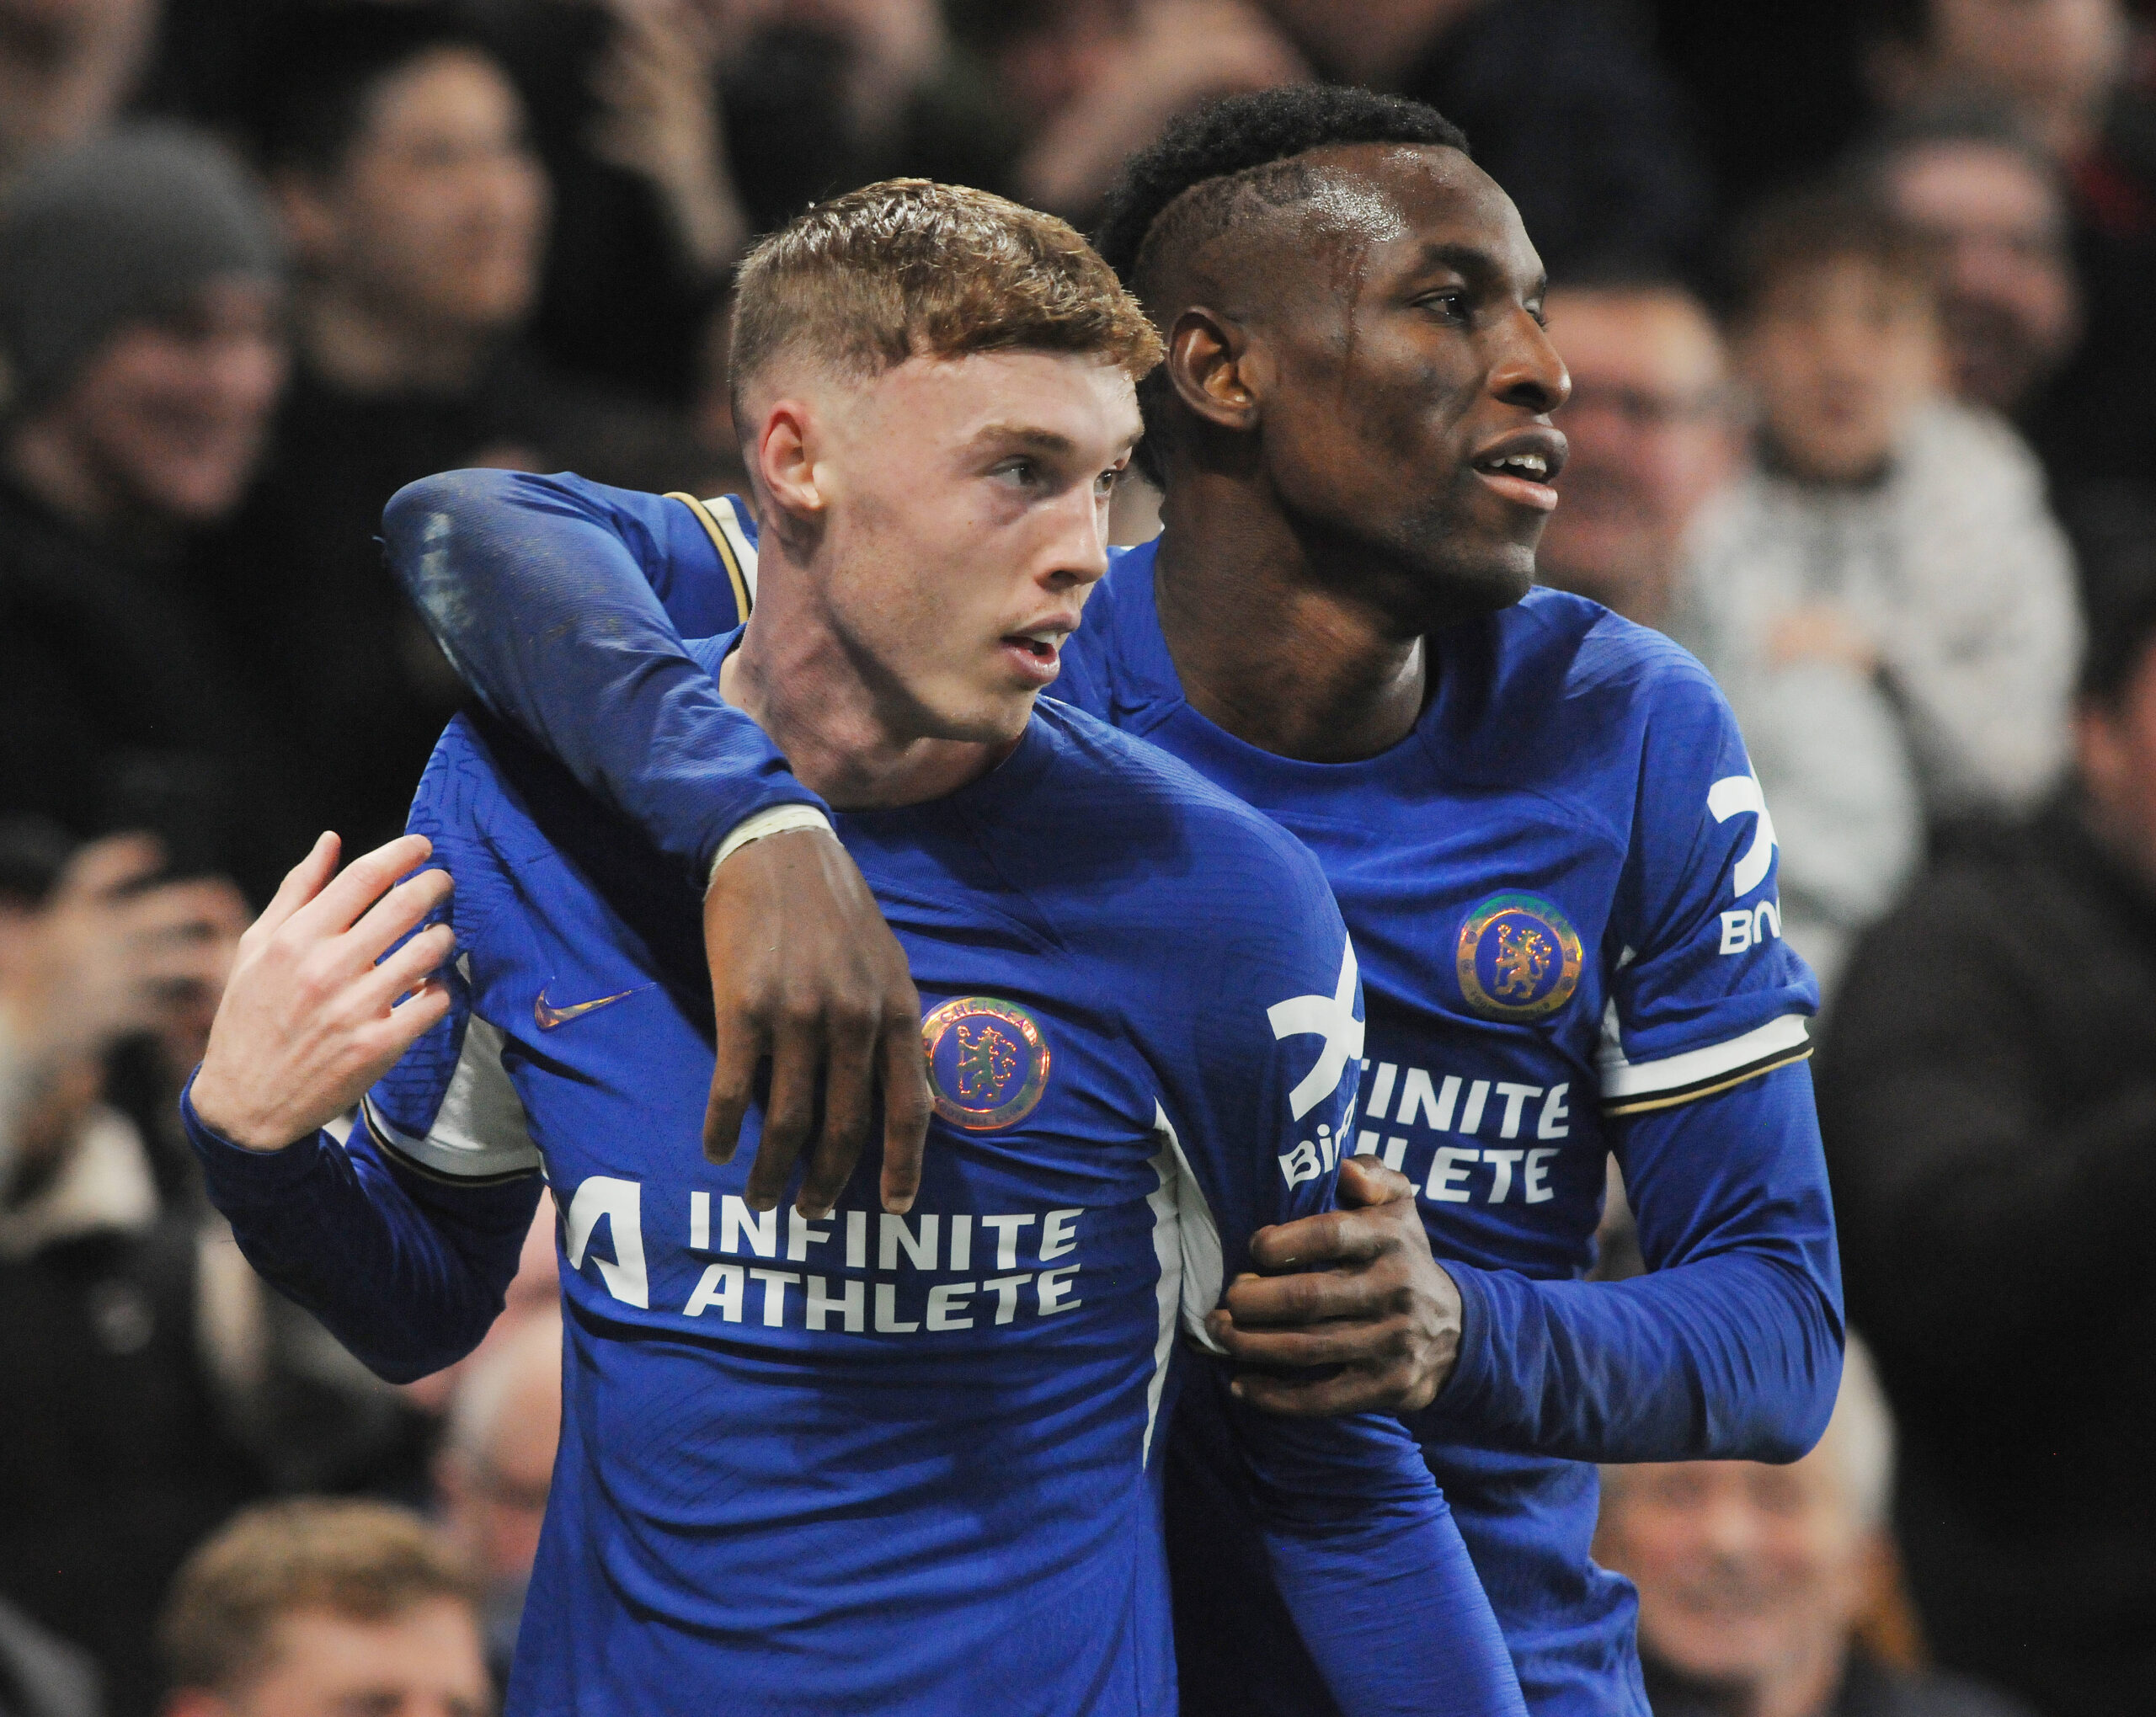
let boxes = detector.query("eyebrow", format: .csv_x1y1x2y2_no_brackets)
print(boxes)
968,423,1140,460
1409,241,1547,301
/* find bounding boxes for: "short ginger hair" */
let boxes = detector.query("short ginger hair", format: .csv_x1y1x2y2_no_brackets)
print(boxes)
727,179,1162,430
160,1500,483,1695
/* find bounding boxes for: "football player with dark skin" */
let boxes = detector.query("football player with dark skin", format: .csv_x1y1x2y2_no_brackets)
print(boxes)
696,125,1568,1416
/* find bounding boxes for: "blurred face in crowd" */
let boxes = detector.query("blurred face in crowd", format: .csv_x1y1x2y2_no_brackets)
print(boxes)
1597,1438,1881,1715
1538,285,1737,625
179,1601,489,1717
2078,634,2156,888
437,1319,562,1591
1876,0,2127,157
283,45,547,344
1737,256,1943,484
20,276,286,525
740,349,1139,764
1881,139,2079,412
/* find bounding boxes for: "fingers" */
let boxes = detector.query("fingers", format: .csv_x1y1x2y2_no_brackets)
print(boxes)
878,1010,928,1217
797,1013,876,1218
1217,1266,1392,1331
382,975,455,1051
1212,1320,1396,1371
291,833,435,939
347,867,455,970
253,833,341,940
1333,1154,1417,1209
703,1021,759,1165
1230,1366,1414,1419
744,1020,819,1210
361,922,457,1010
1246,1207,1390,1273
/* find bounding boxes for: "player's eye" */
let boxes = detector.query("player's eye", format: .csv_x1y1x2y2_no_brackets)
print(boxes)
991,457,1040,488
1417,290,1470,324
1094,467,1122,498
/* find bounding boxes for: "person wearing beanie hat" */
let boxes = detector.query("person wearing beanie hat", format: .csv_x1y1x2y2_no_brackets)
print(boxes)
0,122,286,522
0,122,298,898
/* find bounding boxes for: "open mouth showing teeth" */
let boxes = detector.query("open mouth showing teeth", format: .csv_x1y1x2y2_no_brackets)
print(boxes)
1478,452,1550,481
1007,632,1059,661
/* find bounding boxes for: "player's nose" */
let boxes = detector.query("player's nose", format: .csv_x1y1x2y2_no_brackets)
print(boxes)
1491,309,1572,417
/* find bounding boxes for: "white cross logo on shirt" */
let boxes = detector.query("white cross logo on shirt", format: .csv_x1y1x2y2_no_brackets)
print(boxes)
1267,936,1366,1120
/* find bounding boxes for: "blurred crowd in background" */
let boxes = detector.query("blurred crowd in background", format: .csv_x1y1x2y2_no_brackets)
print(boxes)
3,1,2156,1714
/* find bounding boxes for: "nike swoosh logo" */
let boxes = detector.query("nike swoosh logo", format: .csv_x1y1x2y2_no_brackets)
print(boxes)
534,984,647,1031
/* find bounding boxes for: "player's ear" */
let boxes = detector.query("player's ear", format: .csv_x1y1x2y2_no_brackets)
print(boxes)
754,398,826,525
1162,306,1264,440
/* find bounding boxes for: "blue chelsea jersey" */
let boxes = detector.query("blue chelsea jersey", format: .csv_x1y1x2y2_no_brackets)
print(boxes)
1056,538,1818,1278
354,621,1514,1717
369,474,1844,1717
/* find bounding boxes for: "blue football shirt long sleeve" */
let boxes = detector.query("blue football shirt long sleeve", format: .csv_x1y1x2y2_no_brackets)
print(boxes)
182,1092,542,1384
381,470,822,882
376,474,1841,1477
1414,1064,1841,1463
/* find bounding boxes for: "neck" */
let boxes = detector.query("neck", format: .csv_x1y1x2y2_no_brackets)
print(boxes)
1151,471,1428,762
1745,1636,1846,1717
299,285,493,395
719,554,1017,811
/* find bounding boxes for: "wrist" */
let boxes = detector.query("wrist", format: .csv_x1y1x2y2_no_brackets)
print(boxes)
707,805,837,888
186,1064,302,1154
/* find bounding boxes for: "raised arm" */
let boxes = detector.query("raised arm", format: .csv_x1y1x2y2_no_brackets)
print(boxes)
381,470,927,1213
184,832,541,1380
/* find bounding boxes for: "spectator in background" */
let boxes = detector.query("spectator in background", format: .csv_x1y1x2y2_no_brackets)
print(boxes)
161,1500,488,1717
1818,487,2156,1717
220,3,707,863
1538,273,1921,994
1860,104,2083,419
1692,191,2078,851
1596,1338,2031,1717
0,0,156,184
938,0,1306,227
0,822,264,1717
0,122,297,895
1864,0,2156,489
435,1308,561,1689
1255,0,1712,275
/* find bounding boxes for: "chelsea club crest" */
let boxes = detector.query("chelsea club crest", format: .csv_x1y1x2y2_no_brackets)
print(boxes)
1455,892,1583,1021
921,998,1052,1131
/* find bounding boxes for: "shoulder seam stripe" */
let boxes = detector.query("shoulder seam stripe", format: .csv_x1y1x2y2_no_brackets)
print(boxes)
666,492,752,619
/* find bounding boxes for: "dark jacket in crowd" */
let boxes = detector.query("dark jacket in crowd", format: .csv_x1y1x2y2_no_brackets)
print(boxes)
204,350,712,861
1643,1647,2034,1717
0,479,298,897
1819,802,2156,1717
1397,0,1713,277
0,1216,264,1717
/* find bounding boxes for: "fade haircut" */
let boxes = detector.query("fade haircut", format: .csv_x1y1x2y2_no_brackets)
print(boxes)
160,1500,482,1695
728,179,1162,433
1092,88,1470,478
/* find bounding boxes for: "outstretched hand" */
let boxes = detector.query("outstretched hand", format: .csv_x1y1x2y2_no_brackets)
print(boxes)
190,833,456,1152
701,827,930,1218
1207,1155,1464,1417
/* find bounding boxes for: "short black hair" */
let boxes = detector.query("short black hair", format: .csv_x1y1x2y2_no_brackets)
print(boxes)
244,3,496,179
2064,485,2156,707
1094,87,1468,478
1094,86,1470,287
